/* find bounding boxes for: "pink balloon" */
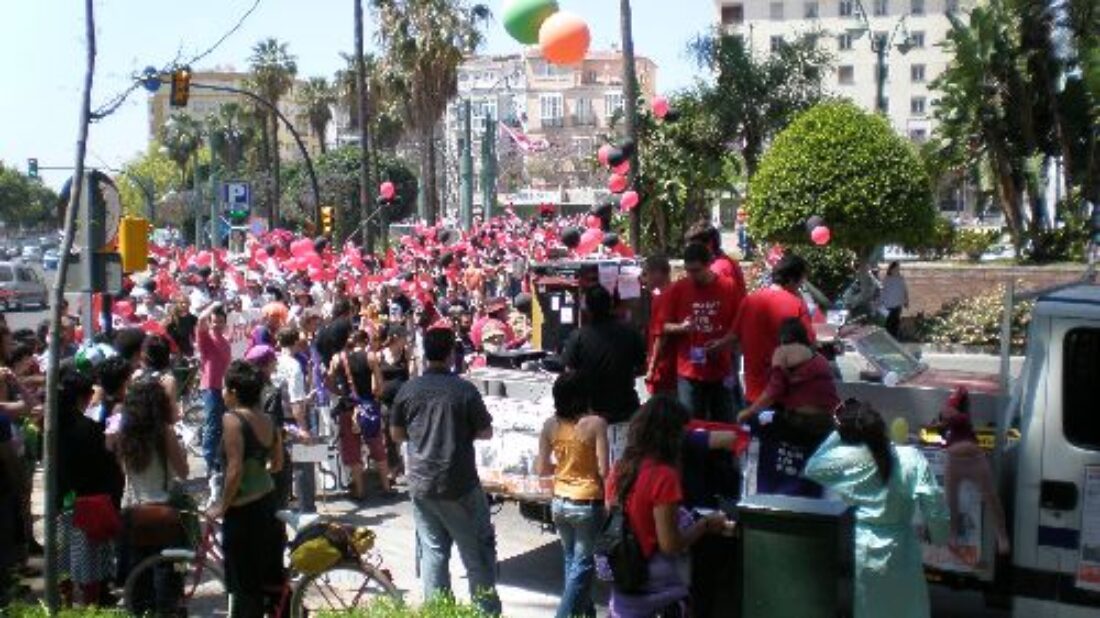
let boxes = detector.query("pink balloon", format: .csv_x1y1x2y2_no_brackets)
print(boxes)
577,228,604,255
380,181,396,201
585,214,601,229
612,160,630,175
194,251,212,268
304,252,323,269
652,96,670,119
608,173,628,194
620,190,640,212
291,238,314,257
597,144,614,167
811,225,832,246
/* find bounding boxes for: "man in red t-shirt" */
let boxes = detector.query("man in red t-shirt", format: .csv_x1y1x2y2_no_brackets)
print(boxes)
643,255,677,395
687,221,748,300
733,253,816,403
663,244,745,422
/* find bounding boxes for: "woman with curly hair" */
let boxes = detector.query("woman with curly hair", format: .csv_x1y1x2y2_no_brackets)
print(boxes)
118,378,189,614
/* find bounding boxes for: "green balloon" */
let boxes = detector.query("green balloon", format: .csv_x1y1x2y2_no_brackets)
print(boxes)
503,0,558,45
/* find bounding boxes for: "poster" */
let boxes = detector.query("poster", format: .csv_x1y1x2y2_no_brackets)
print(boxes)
1076,465,1100,591
228,308,262,357
617,266,642,300
919,447,984,574
598,264,619,293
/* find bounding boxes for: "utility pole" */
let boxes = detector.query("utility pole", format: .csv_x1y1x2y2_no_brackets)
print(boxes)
460,100,474,229
480,113,497,220
45,0,96,610
209,170,220,249
354,0,372,249
620,0,641,250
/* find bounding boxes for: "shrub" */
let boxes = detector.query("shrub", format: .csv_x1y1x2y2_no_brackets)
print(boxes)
953,228,1000,261
786,244,859,301
4,605,126,617
913,284,1032,352
317,596,489,618
914,216,957,261
747,100,937,259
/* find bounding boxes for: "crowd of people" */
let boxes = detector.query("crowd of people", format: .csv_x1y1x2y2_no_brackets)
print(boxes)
0,210,959,618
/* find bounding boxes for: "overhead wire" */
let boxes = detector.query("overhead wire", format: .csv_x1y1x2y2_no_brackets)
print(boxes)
89,0,263,122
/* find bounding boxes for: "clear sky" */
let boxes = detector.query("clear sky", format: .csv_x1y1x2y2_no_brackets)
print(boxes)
1,0,713,191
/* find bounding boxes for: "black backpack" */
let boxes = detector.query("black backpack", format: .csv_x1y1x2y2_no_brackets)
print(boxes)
595,475,649,594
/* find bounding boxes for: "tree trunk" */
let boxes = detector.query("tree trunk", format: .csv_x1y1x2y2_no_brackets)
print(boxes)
620,0,641,251
271,112,281,229
355,0,373,250
426,128,439,223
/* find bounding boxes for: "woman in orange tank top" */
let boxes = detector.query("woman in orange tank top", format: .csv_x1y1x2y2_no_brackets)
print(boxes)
536,372,609,618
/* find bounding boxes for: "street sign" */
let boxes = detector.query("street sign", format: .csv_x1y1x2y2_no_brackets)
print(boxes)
63,253,122,294
222,181,251,214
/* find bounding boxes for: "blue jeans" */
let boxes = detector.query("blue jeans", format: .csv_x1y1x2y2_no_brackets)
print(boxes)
552,498,604,618
677,378,733,423
412,487,501,616
201,389,226,473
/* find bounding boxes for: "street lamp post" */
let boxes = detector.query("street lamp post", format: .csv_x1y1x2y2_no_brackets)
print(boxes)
455,70,519,228
847,0,914,117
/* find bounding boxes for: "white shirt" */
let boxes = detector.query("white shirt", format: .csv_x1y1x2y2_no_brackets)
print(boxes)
880,274,909,310
275,351,308,406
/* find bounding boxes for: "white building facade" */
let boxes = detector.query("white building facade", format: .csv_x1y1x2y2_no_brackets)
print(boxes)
715,0,972,141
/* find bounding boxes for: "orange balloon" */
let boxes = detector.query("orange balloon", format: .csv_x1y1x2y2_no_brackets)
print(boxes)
539,12,590,65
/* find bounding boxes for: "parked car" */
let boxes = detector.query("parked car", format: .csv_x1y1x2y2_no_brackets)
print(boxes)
20,246,42,261
0,262,47,310
42,249,60,270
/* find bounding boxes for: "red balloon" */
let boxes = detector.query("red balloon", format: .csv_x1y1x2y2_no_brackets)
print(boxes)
577,228,604,255
608,173,628,194
291,238,314,257
380,181,396,201
612,160,630,175
811,225,832,246
620,190,640,212
194,251,212,268
585,214,601,229
652,96,670,119
113,300,134,319
597,144,614,167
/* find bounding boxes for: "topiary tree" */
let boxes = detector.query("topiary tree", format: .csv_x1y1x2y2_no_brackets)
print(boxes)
747,100,937,260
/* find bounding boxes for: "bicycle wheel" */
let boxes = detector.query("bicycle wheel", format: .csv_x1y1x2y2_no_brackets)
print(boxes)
289,561,400,617
123,551,228,617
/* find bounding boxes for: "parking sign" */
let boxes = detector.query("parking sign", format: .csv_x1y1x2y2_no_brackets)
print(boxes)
223,181,251,213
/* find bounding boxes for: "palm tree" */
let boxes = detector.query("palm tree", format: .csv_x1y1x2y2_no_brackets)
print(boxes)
295,76,336,155
160,113,204,187
205,102,255,174
248,37,298,227
375,0,491,222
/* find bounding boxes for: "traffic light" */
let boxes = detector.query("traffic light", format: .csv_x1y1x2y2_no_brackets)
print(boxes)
169,67,192,108
27,158,37,179
118,216,150,273
321,206,334,236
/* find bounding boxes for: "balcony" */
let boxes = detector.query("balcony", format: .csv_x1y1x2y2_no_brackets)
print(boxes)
540,117,565,129
570,114,596,127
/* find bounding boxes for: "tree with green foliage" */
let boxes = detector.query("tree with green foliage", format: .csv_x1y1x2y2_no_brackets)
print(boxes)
295,77,336,155
116,143,184,222
205,102,257,175
0,162,57,226
691,31,833,178
748,101,937,260
159,113,204,187
247,38,298,225
632,89,740,253
281,145,417,239
374,0,490,222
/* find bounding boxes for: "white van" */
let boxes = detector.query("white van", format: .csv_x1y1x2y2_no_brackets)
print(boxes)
0,261,48,309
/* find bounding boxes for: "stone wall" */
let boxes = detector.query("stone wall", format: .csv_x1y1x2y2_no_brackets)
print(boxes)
897,262,1088,315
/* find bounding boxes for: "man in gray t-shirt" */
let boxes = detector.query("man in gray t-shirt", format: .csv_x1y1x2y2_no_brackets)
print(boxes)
391,327,500,615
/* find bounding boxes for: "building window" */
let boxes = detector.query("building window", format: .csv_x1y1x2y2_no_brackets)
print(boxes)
574,97,594,126
604,92,624,118
840,0,854,16
770,2,784,19
911,64,926,83
1064,328,1100,449
540,94,564,128
874,0,888,16
910,0,924,15
909,128,928,142
910,96,927,115
838,65,855,84
838,33,853,50
804,2,819,18
770,35,786,52
721,4,744,25
911,31,926,48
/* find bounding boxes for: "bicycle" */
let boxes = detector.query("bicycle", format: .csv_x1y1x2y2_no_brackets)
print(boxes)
122,509,401,617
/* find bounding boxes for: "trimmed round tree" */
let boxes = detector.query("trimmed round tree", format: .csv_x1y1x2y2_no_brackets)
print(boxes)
747,100,936,259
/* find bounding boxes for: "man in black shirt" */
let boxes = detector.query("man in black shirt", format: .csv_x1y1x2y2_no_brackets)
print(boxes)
314,299,354,368
391,328,500,616
561,285,646,424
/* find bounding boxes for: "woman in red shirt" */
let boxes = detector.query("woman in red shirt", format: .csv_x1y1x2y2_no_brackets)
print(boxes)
607,396,729,611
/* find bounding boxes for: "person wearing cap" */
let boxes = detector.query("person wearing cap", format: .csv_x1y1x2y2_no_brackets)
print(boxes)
470,298,516,351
